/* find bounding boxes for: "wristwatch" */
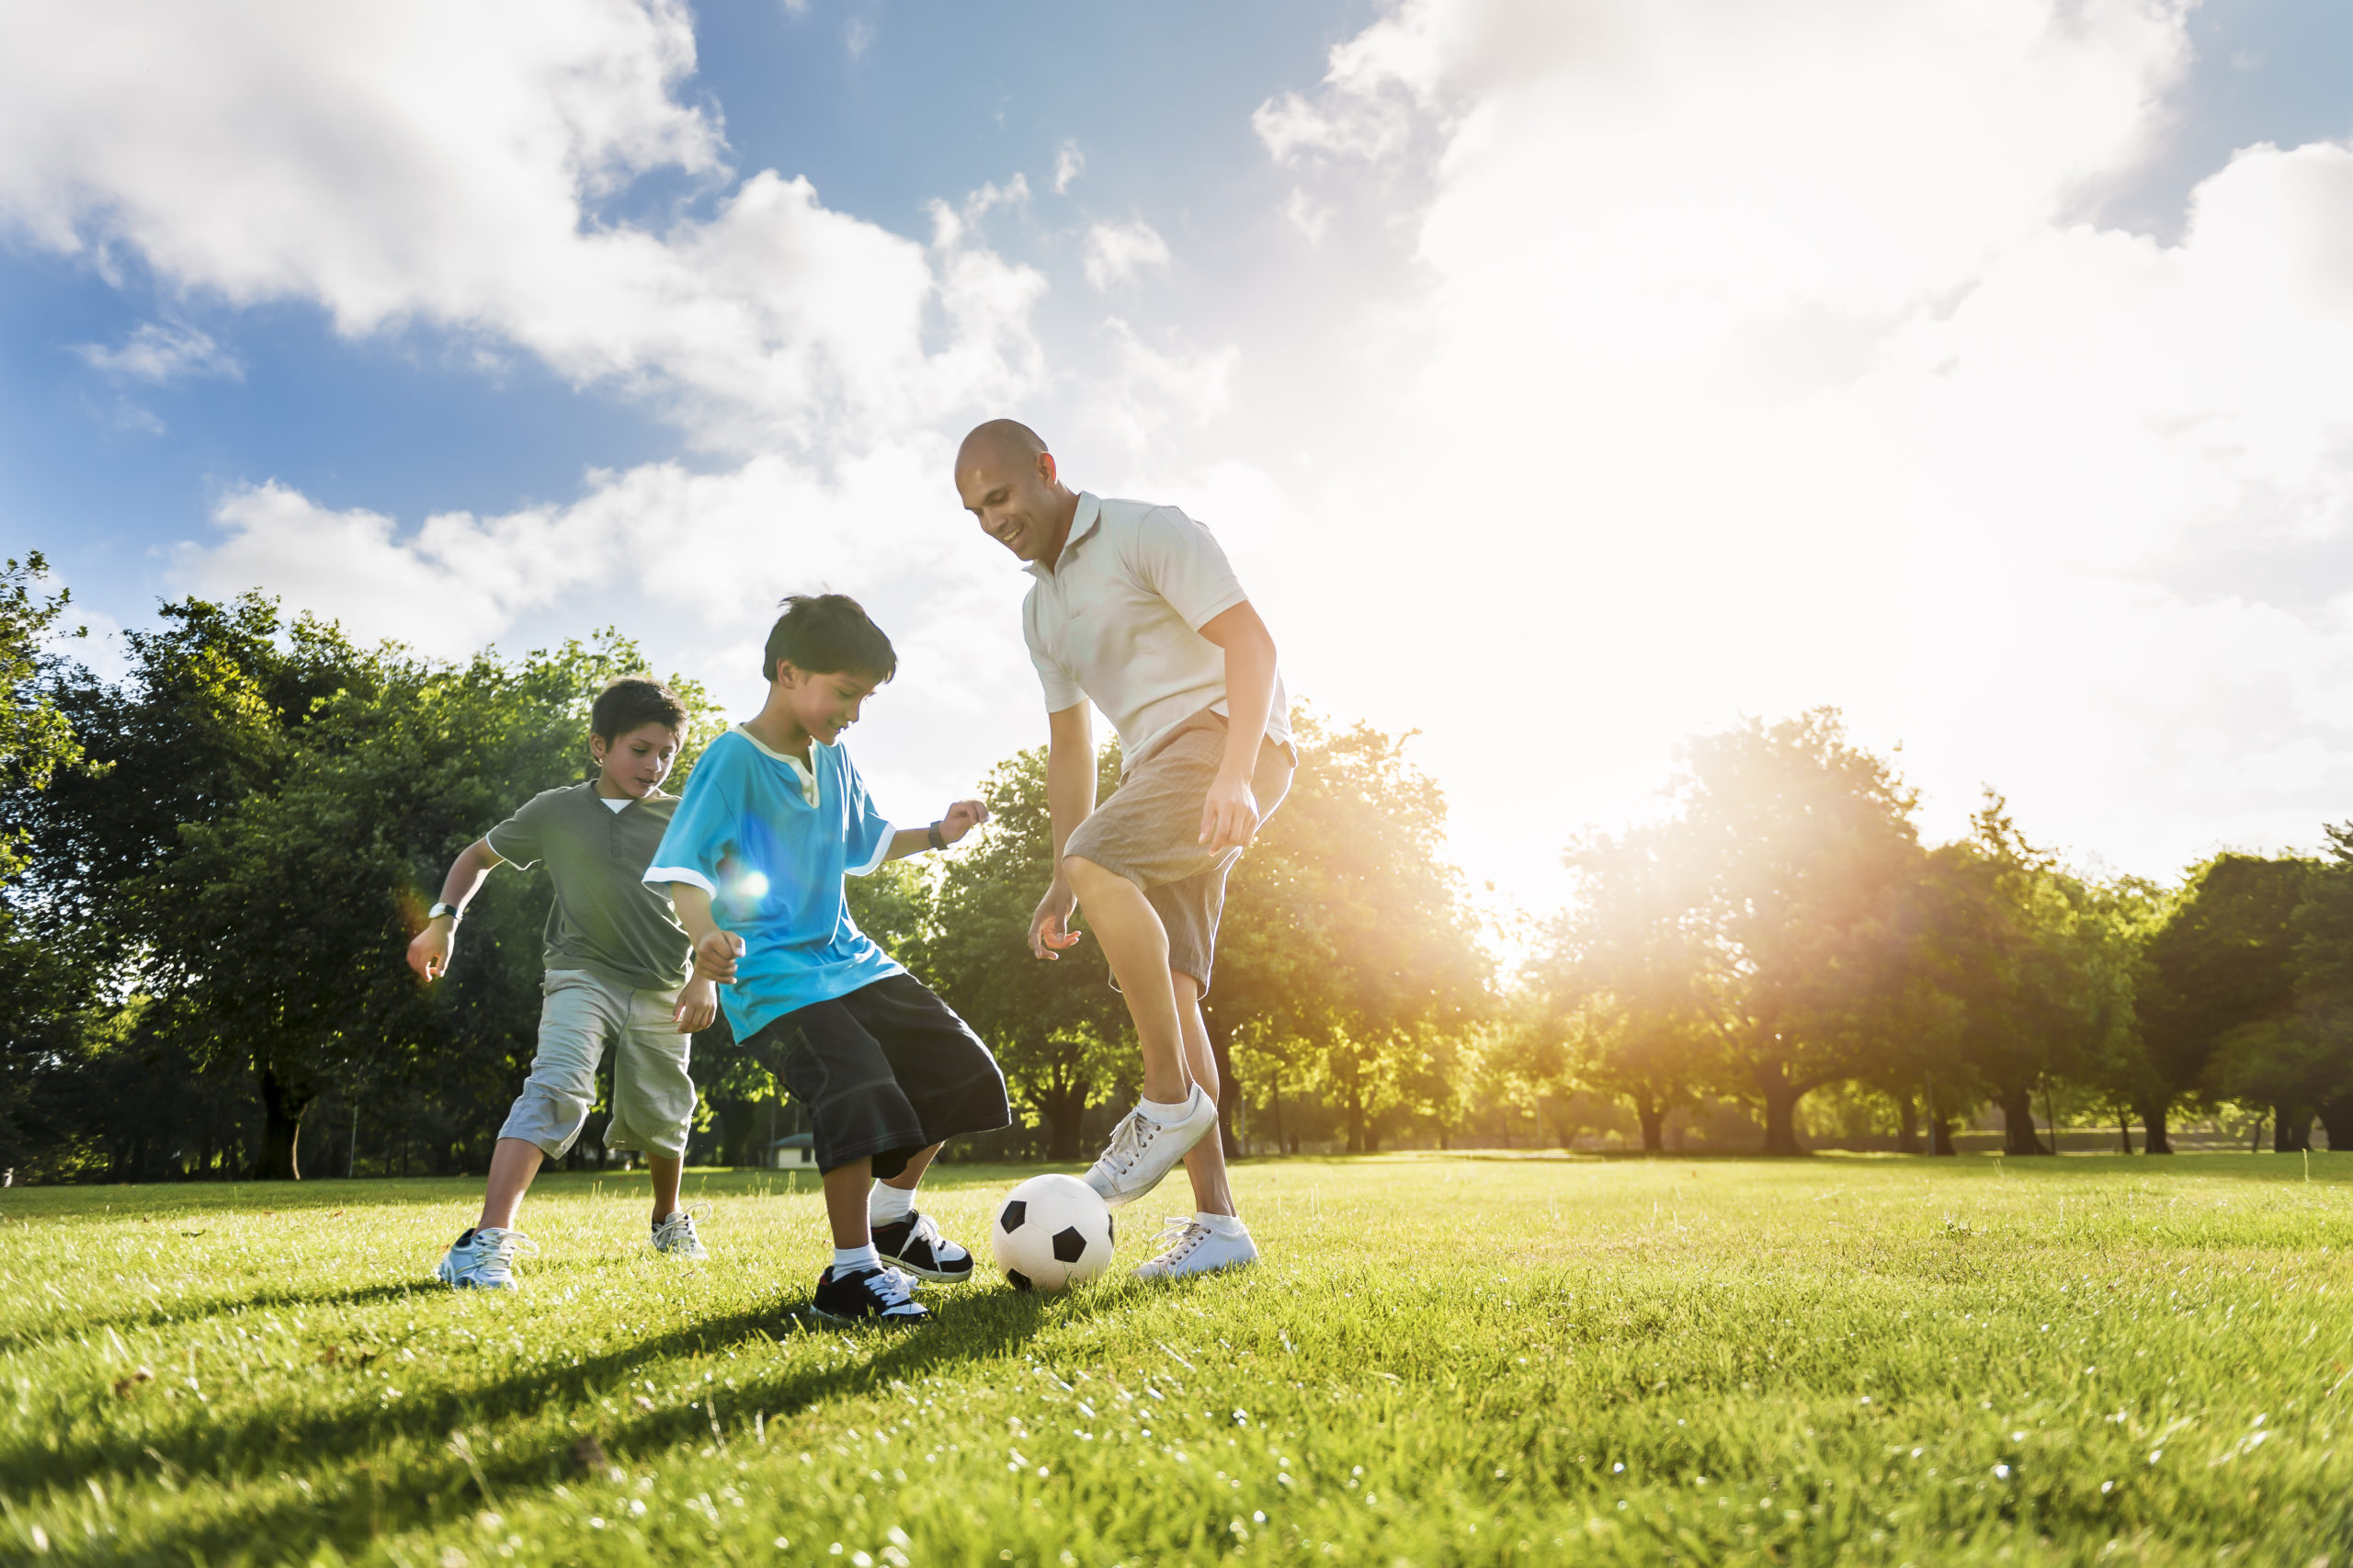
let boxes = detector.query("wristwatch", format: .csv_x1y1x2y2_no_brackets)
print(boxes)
926,821,947,852
427,902,461,924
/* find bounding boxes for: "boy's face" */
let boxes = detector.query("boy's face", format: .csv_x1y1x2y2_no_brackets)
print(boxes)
589,722,683,798
777,664,881,745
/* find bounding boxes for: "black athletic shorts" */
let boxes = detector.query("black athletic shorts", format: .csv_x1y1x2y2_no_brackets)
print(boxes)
746,973,1010,1177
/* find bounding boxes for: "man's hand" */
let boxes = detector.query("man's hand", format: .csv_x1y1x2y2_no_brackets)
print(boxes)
674,975,719,1033
694,928,745,984
938,799,989,845
407,921,454,983
1029,879,1083,960
1199,773,1262,852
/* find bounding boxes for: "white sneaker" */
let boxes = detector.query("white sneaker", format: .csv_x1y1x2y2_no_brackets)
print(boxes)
436,1226,540,1290
650,1210,708,1260
1132,1217,1259,1282
1083,1085,1219,1210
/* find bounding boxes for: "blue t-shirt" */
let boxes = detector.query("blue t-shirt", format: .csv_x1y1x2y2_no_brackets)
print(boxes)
642,726,904,1037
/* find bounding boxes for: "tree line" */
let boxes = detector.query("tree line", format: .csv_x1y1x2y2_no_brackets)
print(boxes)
4,559,2346,1178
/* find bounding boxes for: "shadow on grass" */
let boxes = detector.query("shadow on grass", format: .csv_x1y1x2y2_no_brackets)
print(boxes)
0,1279,452,1359
6,1287,1056,1563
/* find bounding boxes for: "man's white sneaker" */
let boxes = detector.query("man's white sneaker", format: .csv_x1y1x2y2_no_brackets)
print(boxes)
650,1210,708,1260
436,1226,539,1290
1132,1217,1259,1282
1083,1085,1219,1210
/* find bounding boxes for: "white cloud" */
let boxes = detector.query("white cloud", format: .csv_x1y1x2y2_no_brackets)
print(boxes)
1280,188,1334,244
0,0,1043,458
1082,219,1172,290
1053,142,1085,195
1227,0,2353,898
74,320,241,383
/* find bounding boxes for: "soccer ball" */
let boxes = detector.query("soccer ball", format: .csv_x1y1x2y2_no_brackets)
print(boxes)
991,1174,1114,1291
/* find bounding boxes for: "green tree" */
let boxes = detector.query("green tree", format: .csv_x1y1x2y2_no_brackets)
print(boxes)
1591,710,1926,1154
1216,714,1491,1153
2138,853,2315,1153
919,743,1131,1161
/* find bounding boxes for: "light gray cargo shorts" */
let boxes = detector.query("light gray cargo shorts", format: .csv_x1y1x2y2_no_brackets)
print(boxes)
1063,707,1294,992
497,969,697,1161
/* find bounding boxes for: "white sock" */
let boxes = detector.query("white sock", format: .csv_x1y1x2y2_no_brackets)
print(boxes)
833,1244,881,1275
1140,1093,1195,1125
1197,1211,1245,1237
869,1182,916,1226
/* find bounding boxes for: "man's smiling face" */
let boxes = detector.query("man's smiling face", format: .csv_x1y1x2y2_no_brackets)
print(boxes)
958,443,1063,564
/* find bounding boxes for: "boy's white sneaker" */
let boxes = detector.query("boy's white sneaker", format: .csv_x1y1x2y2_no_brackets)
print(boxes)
650,1210,708,1259
436,1226,539,1290
1132,1217,1259,1283
1083,1085,1219,1210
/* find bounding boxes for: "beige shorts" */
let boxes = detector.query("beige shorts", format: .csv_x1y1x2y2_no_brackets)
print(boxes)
497,970,697,1160
1063,708,1294,991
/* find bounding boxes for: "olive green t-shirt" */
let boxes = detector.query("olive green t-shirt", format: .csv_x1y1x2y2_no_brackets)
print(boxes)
484,782,693,993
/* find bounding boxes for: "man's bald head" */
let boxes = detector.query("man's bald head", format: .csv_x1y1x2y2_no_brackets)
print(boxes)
957,418,1049,470
955,417,1077,566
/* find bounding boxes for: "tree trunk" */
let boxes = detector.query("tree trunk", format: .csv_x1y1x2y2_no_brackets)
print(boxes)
1634,1094,1666,1153
1753,1064,1807,1154
714,1098,763,1167
1270,1079,1286,1156
1038,1079,1091,1163
2141,1100,2174,1154
252,1067,313,1180
2117,1110,2132,1154
1998,1085,2051,1155
2319,1097,2353,1153
1895,1093,1922,1155
1346,1088,1366,1154
2274,1107,2312,1153
1930,1116,1956,1155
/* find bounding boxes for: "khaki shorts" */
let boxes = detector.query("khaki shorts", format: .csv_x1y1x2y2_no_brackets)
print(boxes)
497,970,697,1161
1063,708,1294,991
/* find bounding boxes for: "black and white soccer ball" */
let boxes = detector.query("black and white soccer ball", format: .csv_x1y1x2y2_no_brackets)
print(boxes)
991,1173,1114,1291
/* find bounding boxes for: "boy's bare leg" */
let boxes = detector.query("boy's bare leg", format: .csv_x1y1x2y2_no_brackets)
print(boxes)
650,1155,684,1221
1062,856,1191,1103
477,1138,546,1231
823,1157,876,1249
878,1142,943,1194
1173,972,1237,1218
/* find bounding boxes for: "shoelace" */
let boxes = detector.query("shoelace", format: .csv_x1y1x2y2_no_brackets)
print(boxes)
863,1267,921,1315
472,1230,540,1272
1147,1217,1209,1264
1100,1111,1158,1176
654,1210,699,1244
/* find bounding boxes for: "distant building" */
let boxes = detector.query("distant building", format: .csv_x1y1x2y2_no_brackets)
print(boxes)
768,1132,816,1170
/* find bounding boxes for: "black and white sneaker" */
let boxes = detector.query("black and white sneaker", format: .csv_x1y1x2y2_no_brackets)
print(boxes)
871,1211,975,1283
811,1265,931,1324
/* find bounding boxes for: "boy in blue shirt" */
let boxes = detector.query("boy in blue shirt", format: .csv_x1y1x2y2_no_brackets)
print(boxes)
646,594,1010,1324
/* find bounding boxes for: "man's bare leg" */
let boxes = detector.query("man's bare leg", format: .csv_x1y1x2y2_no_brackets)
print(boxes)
1173,971,1236,1219
1062,856,1191,1103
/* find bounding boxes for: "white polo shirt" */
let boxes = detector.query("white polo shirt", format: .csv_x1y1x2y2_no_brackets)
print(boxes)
1022,492,1290,771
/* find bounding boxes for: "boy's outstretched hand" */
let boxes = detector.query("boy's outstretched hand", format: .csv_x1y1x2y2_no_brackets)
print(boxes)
938,799,989,844
407,922,453,983
693,928,745,985
1029,880,1083,961
674,975,719,1033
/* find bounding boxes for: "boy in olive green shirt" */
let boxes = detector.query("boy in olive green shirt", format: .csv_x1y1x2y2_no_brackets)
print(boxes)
406,677,717,1289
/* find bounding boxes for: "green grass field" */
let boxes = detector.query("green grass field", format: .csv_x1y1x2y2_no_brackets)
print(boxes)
4,1153,2350,1566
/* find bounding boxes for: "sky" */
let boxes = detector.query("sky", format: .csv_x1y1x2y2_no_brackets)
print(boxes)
5,0,2353,923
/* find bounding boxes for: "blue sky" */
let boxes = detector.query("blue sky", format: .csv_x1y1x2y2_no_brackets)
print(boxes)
6,0,2353,913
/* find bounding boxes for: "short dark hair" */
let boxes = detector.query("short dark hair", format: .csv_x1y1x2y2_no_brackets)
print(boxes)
762,594,896,684
590,676,687,741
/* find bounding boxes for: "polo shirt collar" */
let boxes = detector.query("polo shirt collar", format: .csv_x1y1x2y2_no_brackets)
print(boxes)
1024,492,1101,581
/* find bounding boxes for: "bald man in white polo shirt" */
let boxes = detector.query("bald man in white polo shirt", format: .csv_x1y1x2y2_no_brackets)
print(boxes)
956,419,1293,1281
